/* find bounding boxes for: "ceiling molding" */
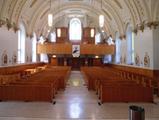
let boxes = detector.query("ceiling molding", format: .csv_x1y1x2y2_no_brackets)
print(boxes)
0,0,158,38
30,0,38,8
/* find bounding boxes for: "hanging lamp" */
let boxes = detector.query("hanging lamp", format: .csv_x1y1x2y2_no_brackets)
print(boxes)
57,0,61,37
99,0,104,28
48,0,53,27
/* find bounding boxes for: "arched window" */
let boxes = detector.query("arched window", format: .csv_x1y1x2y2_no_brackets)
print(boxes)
126,24,134,64
18,22,26,63
69,18,82,41
95,33,101,44
50,32,56,42
103,55,112,64
32,33,37,62
115,32,121,63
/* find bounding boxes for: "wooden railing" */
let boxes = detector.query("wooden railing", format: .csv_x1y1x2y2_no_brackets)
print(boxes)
107,64,159,85
37,43,72,54
37,43,115,55
80,44,115,55
108,64,159,96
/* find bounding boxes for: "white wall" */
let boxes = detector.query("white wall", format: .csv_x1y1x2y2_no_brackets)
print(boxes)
25,37,32,63
134,27,153,69
153,26,159,69
0,26,33,66
119,27,155,69
120,39,127,64
0,27,18,66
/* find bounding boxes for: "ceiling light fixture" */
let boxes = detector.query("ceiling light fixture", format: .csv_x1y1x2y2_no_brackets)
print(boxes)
57,28,61,37
99,0,104,28
90,28,95,38
57,0,61,37
48,0,53,27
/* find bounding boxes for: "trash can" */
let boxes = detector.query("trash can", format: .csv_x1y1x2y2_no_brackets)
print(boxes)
129,105,145,120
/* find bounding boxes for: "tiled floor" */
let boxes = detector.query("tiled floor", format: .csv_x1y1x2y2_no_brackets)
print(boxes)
0,71,159,120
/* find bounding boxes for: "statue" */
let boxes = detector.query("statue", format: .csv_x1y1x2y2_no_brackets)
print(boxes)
2,50,8,65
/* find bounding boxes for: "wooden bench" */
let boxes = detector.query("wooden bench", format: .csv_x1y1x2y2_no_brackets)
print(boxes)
0,65,71,102
0,84,53,102
100,83,153,103
81,66,154,103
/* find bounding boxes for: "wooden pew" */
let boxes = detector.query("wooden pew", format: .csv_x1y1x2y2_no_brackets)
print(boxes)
0,84,53,102
81,66,153,103
100,83,153,103
0,65,71,102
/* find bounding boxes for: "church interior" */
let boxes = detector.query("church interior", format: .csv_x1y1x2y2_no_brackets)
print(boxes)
0,0,159,120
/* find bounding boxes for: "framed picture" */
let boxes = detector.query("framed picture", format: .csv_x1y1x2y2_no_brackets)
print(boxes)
72,45,80,57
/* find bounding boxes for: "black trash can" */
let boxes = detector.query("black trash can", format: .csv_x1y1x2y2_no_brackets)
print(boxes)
129,105,145,120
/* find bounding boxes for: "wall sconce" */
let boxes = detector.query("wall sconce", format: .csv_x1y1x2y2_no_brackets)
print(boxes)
57,28,61,37
52,55,56,58
95,56,99,58
90,28,95,38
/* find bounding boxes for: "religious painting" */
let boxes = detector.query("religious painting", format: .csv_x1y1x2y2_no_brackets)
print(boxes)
72,45,80,57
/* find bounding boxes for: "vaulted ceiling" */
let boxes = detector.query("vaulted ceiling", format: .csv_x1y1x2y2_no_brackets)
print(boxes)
0,0,159,38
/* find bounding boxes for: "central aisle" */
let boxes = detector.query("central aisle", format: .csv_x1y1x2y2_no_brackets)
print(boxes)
0,71,159,120
54,71,106,119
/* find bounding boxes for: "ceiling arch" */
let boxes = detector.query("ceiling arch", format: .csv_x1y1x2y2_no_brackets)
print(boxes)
30,2,115,37
0,0,158,38
32,1,125,37
102,0,125,35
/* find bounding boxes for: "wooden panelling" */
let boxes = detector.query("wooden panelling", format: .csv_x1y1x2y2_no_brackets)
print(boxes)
54,27,96,44
93,58,102,66
37,43,72,54
154,70,159,81
37,43,115,55
83,27,91,38
56,27,68,43
80,44,115,55
58,58,64,66
82,27,95,44
50,58,58,66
